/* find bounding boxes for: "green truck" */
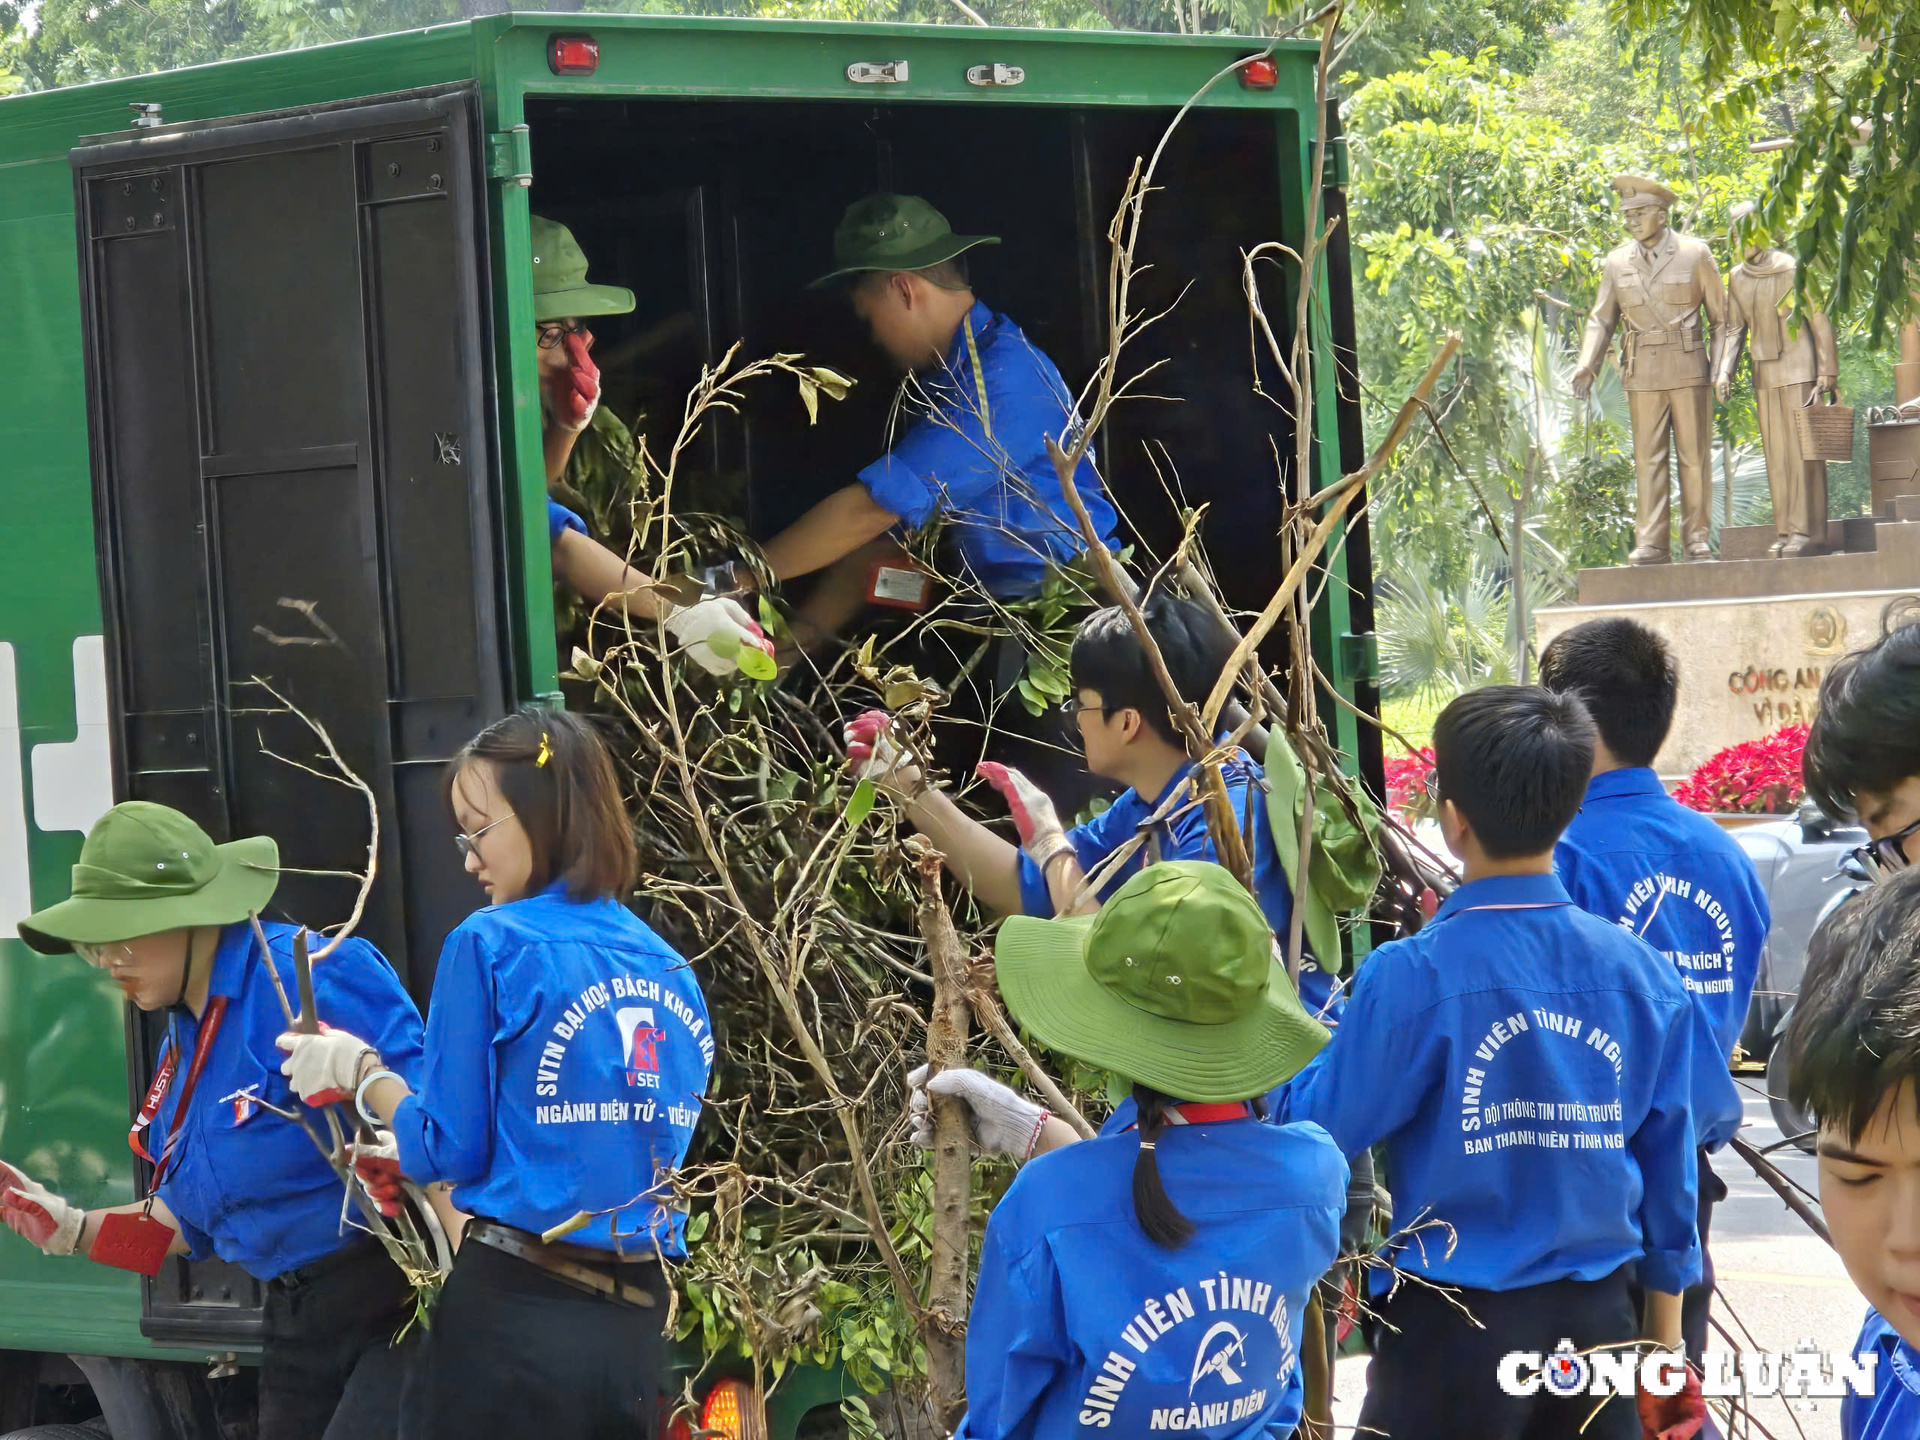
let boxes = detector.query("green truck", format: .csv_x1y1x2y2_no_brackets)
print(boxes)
0,14,1379,1436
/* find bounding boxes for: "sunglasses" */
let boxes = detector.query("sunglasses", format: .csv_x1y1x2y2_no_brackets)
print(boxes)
536,320,591,350
1848,815,1920,883
454,811,517,858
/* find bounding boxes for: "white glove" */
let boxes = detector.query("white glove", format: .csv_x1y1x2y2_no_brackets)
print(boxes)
663,596,775,678
349,1132,405,1218
845,710,925,800
908,1065,1050,1160
276,1026,377,1107
0,1161,82,1256
975,762,1072,870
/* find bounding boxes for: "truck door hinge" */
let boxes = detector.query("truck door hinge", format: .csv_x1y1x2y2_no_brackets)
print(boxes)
846,61,909,84
1338,631,1379,688
487,125,532,187
966,63,1025,87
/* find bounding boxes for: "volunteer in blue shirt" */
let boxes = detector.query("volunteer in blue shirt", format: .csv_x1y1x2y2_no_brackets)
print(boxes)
843,591,1344,1020
530,214,771,679
1540,616,1765,1366
758,193,1119,649
948,860,1344,1440
1778,869,1920,1440
277,708,713,1440
1,802,426,1440
1278,686,1721,1440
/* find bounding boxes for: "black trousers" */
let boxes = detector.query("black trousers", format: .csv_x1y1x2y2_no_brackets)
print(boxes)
1683,1149,1728,1366
1356,1267,1641,1440
261,1240,416,1440
409,1234,670,1440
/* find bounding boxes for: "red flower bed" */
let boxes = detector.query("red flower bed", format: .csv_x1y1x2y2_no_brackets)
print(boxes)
1386,746,1437,820
1673,724,1809,816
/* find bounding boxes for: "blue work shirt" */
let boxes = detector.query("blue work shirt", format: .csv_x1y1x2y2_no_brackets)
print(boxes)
954,1116,1346,1440
1015,754,1342,1023
1278,872,1709,1297
549,498,586,545
389,883,712,1256
1555,767,1771,1067
1844,1307,1920,1440
857,301,1118,599
155,921,424,1282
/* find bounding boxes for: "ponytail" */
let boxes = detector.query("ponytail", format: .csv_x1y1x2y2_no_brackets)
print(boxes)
1131,1086,1195,1249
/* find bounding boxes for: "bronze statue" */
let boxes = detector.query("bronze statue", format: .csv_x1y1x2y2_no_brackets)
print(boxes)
1714,202,1839,558
1573,176,1728,565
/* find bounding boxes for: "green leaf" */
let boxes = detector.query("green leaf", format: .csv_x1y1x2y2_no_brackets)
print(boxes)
736,645,778,683
846,778,876,828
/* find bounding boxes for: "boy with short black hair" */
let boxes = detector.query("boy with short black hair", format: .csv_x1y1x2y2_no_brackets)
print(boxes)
1781,868,1920,1438
1804,622,1920,870
1279,685,1720,1440
1541,617,1762,1363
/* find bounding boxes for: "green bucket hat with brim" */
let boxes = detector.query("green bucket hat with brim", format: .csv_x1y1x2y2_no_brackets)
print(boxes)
530,215,636,323
808,193,1000,289
994,860,1329,1103
17,802,280,956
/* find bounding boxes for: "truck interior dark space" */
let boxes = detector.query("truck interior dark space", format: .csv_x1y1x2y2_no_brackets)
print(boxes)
526,95,1306,633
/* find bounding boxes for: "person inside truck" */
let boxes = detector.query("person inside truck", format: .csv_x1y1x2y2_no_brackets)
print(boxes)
0,801,427,1440
276,707,712,1440
1540,616,1759,1369
1803,619,1920,879
757,193,1121,653
948,861,1344,1440
531,213,773,678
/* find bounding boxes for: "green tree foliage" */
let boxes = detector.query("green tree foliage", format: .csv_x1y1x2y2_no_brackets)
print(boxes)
1619,0,1917,336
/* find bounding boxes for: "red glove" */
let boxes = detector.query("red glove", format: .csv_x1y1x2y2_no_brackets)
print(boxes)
844,710,923,798
975,762,1071,870
1636,1360,1705,1440
547,330,600,435
349,1134,405,1218
0,1161,82,1256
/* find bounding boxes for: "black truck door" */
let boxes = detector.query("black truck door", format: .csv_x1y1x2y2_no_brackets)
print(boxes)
69,83,507,1347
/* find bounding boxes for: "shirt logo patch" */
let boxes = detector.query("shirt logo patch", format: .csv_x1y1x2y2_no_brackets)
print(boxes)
615,1006,666,1090
229,1085,260,1126
1190,1322,1248,1393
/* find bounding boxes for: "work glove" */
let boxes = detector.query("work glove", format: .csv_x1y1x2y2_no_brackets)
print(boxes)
1636,1358,1705,1440
545,330,600,436
663,597,774,678
348,1133,405,1219
844,710,925,800
276,1025,378,1108
975,762,1073,873
0,1161,83,1257
1339,1149,1376,1257
907,1065,1051,1161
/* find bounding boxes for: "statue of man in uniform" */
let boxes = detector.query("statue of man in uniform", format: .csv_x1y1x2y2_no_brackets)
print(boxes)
1714,202,1840,558
1573,176,1728,565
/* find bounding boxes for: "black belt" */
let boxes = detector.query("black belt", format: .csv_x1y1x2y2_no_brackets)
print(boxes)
268,1237,386,1292
465,1219,659,1308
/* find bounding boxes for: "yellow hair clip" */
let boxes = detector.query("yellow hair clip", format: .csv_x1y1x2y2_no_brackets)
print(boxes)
536,732,552,768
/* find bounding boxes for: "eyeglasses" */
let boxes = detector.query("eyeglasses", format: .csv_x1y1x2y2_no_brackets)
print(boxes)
536,320,591,350
1849,815,1920,883
454,812,517,858
1057,699,1109,721
75,941,133,971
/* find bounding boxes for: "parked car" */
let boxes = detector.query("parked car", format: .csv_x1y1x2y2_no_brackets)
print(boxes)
1732,802,1867,1151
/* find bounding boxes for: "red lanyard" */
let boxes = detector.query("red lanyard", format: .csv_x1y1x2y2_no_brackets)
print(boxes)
129,997,229,1187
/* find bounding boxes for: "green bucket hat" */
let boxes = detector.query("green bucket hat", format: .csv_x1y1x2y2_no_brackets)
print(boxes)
809,194,1000,289
994,861,1329,1103
529,215,636,323
17,802,279,956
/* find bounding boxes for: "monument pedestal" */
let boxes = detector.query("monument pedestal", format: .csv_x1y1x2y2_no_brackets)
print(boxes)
1536,518,1920,778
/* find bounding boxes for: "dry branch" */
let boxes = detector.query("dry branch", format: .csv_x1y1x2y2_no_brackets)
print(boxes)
916,842,973,1434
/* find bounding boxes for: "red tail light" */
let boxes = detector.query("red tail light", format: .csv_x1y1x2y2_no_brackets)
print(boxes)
701,1378,764,1439
548,34,599,76
1239,56,1279,90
